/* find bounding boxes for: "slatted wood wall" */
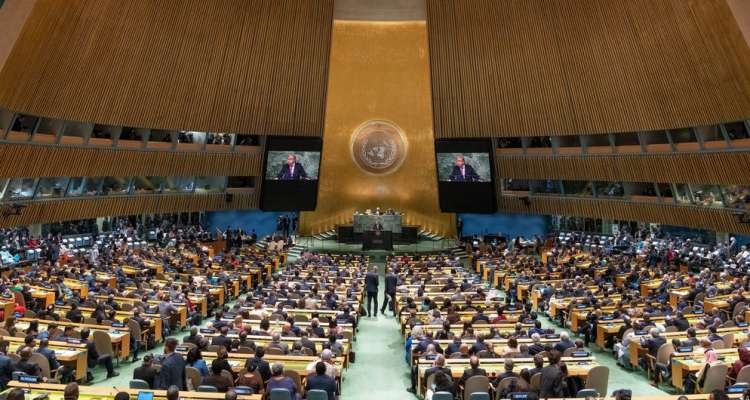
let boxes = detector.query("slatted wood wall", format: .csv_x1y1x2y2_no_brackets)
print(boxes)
0,0,333,136
427,0,750,137
498,195,750,234
495,151,750,185
0,143,263,178
0,191,259,228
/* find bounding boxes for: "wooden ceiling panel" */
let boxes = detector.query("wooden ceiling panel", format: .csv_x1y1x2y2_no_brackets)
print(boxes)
0,0,333,136
426,0,750,137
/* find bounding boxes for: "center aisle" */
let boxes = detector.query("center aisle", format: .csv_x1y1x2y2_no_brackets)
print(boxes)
342,265,413,400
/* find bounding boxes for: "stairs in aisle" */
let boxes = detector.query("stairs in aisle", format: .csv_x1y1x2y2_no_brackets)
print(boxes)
418,229,444,241
287,244,307,261
312,229,337,241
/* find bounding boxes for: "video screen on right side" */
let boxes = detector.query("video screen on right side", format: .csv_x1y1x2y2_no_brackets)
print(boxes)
435,139,497,213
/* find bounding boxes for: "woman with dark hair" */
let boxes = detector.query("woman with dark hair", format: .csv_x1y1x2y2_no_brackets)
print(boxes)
24,320,39,336
539,350,567,397
186,347,209,376
235,363,263,394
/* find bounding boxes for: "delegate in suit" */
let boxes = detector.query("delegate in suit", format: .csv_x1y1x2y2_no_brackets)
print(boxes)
448,155,481,182
380,268,398,316
277,153,308,180
365,266,379,317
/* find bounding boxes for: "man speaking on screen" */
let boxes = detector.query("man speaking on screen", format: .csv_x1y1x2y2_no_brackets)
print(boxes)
277,153,308,180
448,154,480,182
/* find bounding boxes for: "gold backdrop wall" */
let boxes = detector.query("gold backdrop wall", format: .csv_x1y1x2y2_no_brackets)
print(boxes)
300,21,454,237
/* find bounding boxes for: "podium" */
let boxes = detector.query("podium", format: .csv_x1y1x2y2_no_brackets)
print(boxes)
362,230,393,251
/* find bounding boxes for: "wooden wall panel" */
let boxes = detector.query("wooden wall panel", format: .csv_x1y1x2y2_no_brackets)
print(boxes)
0,143,263,178
498,195,750,234
0,0,333,136
495,151,750,185
300,21,455,237
0,191,259,228
427,0,750,137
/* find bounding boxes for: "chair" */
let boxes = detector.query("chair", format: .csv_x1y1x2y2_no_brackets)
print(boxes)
185,366,202,391
238,346,254,354
577,389,598,398
463,375,489,400
92,330,117,365
476,350,491,358
128,318,151,352
84,317,99,325
284,369,303,396
306,389,327,400
646,343,672,384
469,393,490,400
24,310,36,318
494,377,517,395
562,347,576,357
449,352,464,359
584,365,609,396
664,326,678,333
711,340,725,350
197,385,218,392
530,373,541,392
293,315,309,322
269,388,292,400
266,347,285,355
698,363,729,393
733,301,746,318
736,364,750,384
234,386,255,395
300,347,314,356
181,342,198,351
433,392,454,400
29,353,52,380
221,369,234,384
723,333,735,349
129,379,150,389
206,344,224,353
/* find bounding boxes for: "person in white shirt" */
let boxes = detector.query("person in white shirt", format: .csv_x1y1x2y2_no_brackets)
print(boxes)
305,349,338,379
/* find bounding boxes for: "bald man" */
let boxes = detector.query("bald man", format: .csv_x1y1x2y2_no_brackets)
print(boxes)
449,155,480,182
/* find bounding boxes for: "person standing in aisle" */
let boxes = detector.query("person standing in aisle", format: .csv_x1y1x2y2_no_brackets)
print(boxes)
365,266,379,317
381,268,397,316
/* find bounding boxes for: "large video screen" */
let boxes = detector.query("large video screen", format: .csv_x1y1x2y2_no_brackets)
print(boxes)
436,153,492,182
265,151,321,181
435,139,497,213
260,137,322,211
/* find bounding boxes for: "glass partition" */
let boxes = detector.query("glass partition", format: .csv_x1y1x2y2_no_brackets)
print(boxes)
35,177,70,198
3,178,36,200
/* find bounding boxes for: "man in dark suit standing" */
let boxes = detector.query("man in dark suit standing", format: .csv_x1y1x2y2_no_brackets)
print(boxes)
448,155,481,182
277,153,308,180
155,338,185,390
365,266,379,317
372,219,384,231
381,268,398,316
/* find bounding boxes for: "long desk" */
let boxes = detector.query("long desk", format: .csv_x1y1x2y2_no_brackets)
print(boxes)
627,326,749,368
4,336,88,381
415,356,599,397
5,381,261,400
15,318,131,359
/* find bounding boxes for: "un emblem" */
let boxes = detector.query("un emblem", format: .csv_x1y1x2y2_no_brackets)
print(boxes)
350,120,407,175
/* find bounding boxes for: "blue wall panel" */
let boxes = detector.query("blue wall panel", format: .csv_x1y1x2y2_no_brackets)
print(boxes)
459,212,549,239
206,210,294,237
